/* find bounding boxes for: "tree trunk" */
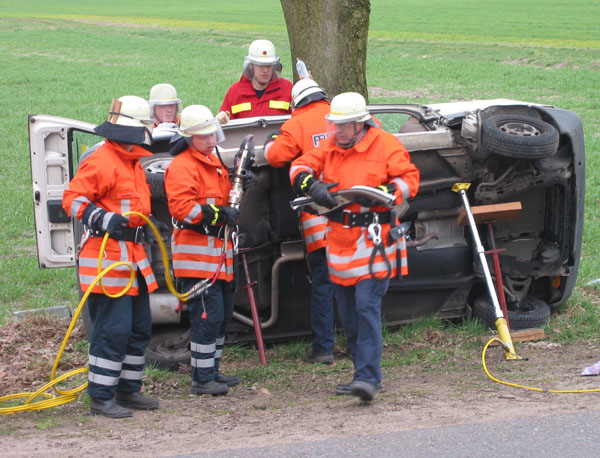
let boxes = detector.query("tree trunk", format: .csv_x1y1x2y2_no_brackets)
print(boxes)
281,0,370,101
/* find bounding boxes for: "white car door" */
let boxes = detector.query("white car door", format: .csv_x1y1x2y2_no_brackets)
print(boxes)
29,114,100,268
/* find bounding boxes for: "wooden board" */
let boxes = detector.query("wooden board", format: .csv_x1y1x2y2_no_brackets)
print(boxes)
458,201,522,226
479,328,546,346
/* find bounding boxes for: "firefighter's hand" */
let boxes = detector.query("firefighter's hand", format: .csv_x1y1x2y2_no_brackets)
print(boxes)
216,111,230,125
82,203,127,237
201,204,239,226
308,181,338,209
143,215,171,246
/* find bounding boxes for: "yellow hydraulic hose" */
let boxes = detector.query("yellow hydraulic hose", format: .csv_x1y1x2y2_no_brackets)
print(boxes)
0,212,181,414
482,338,600,393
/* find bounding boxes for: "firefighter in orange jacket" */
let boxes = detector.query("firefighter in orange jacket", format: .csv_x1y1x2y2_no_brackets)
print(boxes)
164,105,240,396
62,96,160,418
216,40,292,123
264,78,335,364
290,92,420,401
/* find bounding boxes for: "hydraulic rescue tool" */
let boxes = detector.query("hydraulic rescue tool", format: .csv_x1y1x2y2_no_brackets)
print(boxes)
452,183,522,360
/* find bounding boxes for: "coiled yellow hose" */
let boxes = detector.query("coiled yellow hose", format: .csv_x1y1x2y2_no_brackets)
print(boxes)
0,212,183,414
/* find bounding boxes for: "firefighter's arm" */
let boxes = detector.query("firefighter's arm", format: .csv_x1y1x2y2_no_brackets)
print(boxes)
62,156,112,220
385,141,420,203
289,146,324,188
264,124,301,168
219,85,235,121
164,162,204,224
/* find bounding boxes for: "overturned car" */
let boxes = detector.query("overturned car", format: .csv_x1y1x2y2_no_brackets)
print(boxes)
30,99,585,367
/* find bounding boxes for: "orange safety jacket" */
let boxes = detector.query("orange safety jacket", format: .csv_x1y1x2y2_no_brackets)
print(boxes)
290,126,420,286
62,140,158,296
220,74,293,120
164,146,234,281
265,100,331,253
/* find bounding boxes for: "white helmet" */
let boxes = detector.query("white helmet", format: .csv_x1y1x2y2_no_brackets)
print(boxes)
108,95,153,128
325,92,371,124
178,105,224,142
149,83,182,110
291,79,327,108
246,39,280,66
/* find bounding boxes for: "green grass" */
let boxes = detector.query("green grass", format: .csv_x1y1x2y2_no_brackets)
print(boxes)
0,0,599,343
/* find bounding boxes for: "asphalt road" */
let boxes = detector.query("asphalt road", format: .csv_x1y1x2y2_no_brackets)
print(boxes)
173,409,600,457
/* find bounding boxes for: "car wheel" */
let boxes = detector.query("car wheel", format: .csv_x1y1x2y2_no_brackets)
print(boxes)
140,153,173,199
473,295,551,330
481,115,559,159
145,328,190,371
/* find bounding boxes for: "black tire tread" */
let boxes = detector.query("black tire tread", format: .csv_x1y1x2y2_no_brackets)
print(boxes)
473,295,551,330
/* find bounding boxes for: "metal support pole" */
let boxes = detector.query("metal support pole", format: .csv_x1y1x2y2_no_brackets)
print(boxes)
452,183,521,360
241,252,267,365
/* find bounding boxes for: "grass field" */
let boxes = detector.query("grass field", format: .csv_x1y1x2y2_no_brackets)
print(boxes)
0,0,599,332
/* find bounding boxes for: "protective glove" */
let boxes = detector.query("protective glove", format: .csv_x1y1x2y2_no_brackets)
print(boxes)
293,172,337,209
200,204,239,226
377,182,398,196
215,111,230,125
82,203,128,238
143,215,171,246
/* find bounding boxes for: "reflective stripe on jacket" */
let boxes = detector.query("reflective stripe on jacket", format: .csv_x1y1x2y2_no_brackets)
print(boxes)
62,140,157,295
290,126,420,286
220,75,293,120
164,146,234,281
265,100,331,252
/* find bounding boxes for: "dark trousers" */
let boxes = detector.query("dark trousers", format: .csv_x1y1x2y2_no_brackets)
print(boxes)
308,248,335,354
334,277,389,385
180,278,234,383
87,273,152,400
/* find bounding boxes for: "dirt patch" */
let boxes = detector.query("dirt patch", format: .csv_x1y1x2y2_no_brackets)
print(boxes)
2,318,600,456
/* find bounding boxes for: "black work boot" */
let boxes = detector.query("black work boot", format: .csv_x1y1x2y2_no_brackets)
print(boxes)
190,380,229,396
350,380,377,401
90,398,132,418
115,391,159,410
304,349,334,364
215,372,240,387
336,381,382,396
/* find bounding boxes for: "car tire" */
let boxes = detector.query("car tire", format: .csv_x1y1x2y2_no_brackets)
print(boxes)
473,295,551,330
145,329,190,371
481,115,559,159
140,153,173,199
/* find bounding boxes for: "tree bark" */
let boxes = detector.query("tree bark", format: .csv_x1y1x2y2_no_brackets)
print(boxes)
281,0,370,101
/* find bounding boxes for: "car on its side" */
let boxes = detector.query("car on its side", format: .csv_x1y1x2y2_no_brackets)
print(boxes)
29,99,585,368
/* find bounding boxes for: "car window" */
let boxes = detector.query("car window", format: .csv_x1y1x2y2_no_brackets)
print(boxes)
70,130,104,171
374,112,413,133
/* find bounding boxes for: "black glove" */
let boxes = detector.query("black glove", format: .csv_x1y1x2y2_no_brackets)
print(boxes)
377,182,398,195
200,204,239,226
82,203,128,238
293,172,338,209
143,215,171,246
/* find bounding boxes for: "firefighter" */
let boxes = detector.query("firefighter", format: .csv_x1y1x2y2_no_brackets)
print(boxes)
289,92,420,401
264,78,335,364
62,95,160,418
164,105,240,396
149,83,182,126
217,39,292,123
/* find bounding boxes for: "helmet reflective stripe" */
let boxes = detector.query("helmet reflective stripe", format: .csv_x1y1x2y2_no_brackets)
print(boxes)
326,92,371,124
108,96,153,127
291,79,326,108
